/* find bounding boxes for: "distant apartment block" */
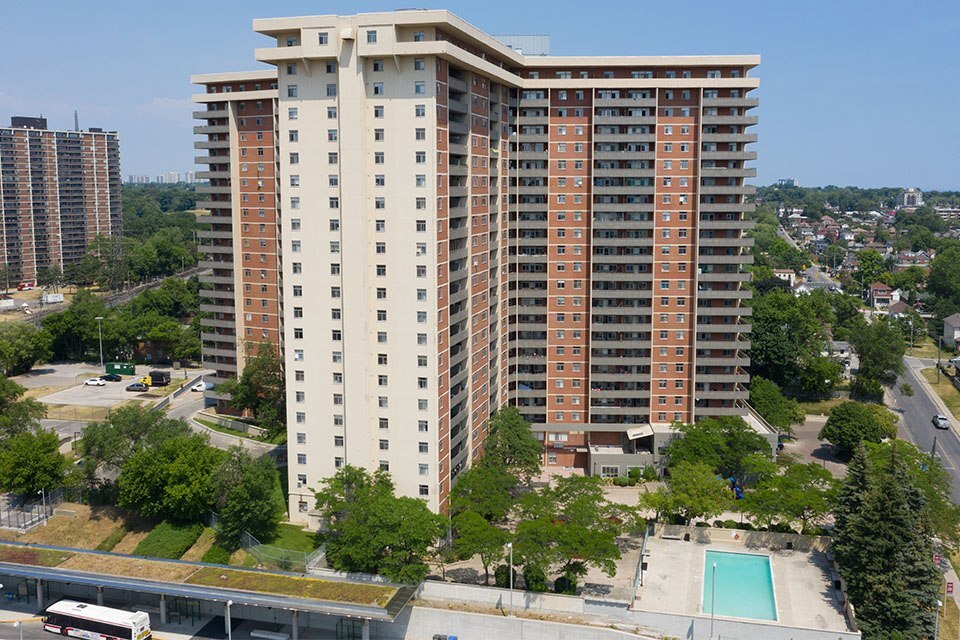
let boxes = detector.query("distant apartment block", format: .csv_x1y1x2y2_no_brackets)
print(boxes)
0,116,121,283
901,187,923,208
191,72,283,401
194,10,759,521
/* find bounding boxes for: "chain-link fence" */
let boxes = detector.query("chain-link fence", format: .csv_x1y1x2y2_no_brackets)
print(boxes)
0,487,73,532
205,511,324,573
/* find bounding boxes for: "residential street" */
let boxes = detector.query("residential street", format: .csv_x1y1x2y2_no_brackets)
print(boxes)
889,356,960,502
164,391,279,458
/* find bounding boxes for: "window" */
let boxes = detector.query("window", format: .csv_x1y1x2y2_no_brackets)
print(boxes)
415,151,426,164
297,454,306,465
326,83,337,97
414,58,425,70
415,104,426,117
318,32,329,45
366,30,377,43
419,485,429,497
288,107,298,119
289,152,299,165
327,106,337,118
373,82,384,96
372,59,384,72
414,81,426,94
287,84,298,98
413,30,425,42
419,442,429,454
289,130,299,142
375,152,384,164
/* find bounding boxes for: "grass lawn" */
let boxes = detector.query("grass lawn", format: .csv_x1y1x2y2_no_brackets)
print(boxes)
939,590,960,640
59,552,199,582
797,397,846,416
186,567,395,606
21,504,127,549
921,368,960,420
0,545,74,566
195,418,255,439
907,337,954,360
267,523,318,554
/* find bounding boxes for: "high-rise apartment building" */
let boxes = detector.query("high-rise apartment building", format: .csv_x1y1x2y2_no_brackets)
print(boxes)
191,72,283,398
0,116,121,284
195,10,758,522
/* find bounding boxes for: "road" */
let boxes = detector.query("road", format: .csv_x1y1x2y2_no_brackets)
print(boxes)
778,225,843,289
888,356,960,502
165,391,279,458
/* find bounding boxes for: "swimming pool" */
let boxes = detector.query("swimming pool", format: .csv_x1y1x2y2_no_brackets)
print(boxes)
702,550,777,621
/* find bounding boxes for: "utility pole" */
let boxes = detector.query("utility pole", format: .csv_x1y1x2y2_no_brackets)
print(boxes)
938,336,943,384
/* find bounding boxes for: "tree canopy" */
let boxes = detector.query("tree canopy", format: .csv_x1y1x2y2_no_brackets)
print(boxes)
81,405,192,476
645,461,731,525
749,376,803,433
818,401,898,455
0,428,66,496
313,465,446,583
217,342,286,437
665,416,772,481
481,407,543,482
0,375,46,440
0,322,48,376
117,433,224,522
213,447,285,549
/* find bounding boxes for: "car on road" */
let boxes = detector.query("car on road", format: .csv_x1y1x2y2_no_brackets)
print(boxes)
83,377,106,387
949,357,960,367
191,380,214,392
99,373,122,382
125,382,149,392
933,414,951,430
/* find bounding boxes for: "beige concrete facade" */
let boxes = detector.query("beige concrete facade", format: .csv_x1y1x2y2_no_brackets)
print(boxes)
197,9,758,520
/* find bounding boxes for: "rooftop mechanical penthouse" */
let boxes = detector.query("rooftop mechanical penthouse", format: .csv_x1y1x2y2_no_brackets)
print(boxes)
192,10,758,522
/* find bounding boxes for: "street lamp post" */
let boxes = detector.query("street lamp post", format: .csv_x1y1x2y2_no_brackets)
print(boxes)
937,336,943,384
15,619,23,640
226,600,233,640
95,316,105,371
38,488,47,526
710,561,717,639
506,541,514,617
934,598,942,640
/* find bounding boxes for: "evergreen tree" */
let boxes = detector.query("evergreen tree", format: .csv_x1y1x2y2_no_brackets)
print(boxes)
831,443,869,574
837,445,940,639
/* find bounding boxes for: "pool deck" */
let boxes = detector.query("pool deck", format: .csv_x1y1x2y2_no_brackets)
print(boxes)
637,537,851,632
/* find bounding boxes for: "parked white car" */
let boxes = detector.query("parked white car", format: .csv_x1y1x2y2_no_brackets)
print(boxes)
83,378,106,387
191,380,214,392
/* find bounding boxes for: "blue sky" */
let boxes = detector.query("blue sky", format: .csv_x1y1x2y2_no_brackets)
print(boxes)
2,0,957,189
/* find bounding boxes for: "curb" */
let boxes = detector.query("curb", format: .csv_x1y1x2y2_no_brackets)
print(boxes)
906,361,960,435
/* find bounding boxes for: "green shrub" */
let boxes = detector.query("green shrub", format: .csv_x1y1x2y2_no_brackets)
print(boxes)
612,476,629,487
628,467,642,481
133,521,204,559
553,575,577,595
722,519,740,529
627,477,638,486
201,543,233,565
494,564,513,588
642,466,659,482
95,525,128,552
769,522,798,535
712,520,725,528
694,521,710,528
523,565,548,592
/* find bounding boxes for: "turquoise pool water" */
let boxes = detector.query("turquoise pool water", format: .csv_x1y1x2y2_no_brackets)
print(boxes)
702,550,777,621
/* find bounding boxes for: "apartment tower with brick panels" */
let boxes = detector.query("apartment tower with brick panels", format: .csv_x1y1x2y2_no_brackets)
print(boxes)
191,73,283,398
197,10,757,522
0,117,121,284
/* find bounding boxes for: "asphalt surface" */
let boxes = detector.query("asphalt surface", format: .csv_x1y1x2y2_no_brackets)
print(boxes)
889,357,960,502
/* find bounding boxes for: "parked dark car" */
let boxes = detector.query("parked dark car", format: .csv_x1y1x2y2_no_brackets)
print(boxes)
125,382,149,392
99,373,122,382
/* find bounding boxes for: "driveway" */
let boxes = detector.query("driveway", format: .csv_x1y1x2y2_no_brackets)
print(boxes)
783,415,847,478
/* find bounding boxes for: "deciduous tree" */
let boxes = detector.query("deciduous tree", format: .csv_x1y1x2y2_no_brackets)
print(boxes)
481,407,542,482
665,416,772,481
314,465,447,583
214,447,285,549
0,375,46,440
645,462,731,525
452,510,509,585
0,428,66,495
818,401,897,455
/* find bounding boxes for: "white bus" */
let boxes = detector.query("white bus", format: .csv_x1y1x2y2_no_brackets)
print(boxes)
43,600,151,640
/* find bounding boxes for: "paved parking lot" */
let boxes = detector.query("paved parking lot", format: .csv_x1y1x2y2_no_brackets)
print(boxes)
13,362,104,389
40,381,139,407
782,415,847,478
